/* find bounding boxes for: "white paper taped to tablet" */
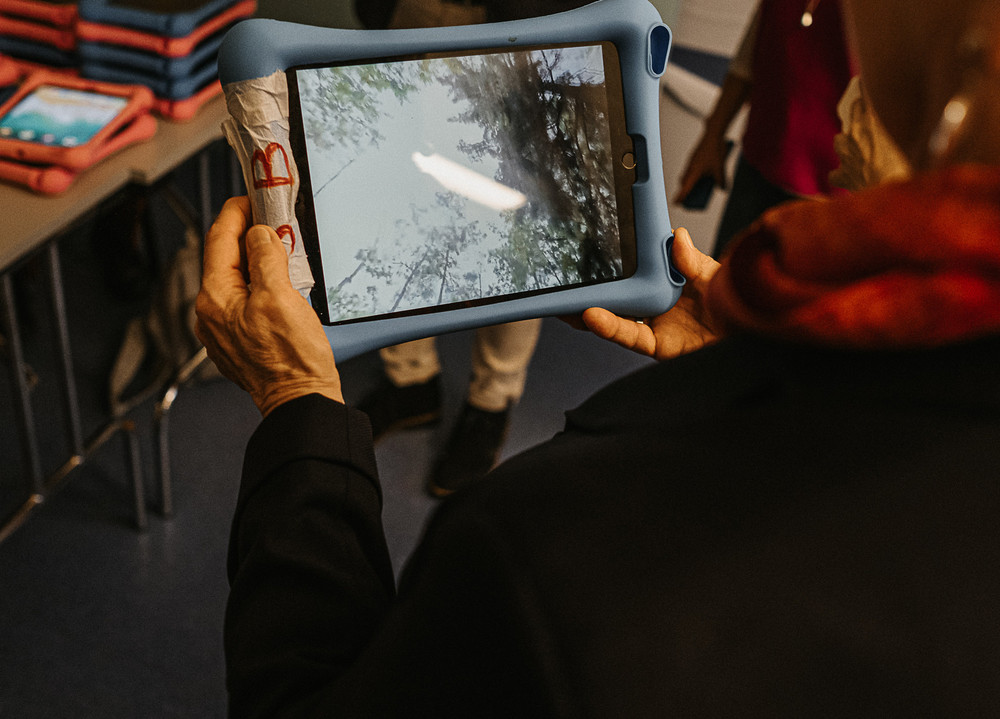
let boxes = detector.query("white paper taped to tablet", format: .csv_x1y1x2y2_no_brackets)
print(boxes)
221,70,314,297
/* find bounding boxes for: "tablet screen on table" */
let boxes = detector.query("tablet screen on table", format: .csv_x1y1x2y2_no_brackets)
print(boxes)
0,85,128,147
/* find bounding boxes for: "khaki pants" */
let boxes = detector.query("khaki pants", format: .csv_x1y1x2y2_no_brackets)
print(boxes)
379,319,543,412
382,4,539,414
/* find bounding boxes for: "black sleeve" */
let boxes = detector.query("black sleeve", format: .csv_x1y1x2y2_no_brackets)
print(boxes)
224,394,564,718
225,394,396,718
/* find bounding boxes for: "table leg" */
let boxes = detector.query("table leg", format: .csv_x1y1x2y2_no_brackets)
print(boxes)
1,272,42,493
46,242,84,456
155,346,209,517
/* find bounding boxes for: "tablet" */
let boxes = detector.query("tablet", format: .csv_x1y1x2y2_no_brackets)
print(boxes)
219,0,680,360
0,54,18,88
77,0,248,37
0,155,75,193
1,15,77,51
78,28,224,78
0,71,153,169
0,0,78,28
76,0,256,58
0,112,156,193
81,52,219,98
0,34,77,67
289,41,640,326
152,78,221,121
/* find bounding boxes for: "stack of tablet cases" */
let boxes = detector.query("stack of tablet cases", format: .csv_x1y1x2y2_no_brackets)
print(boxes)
0,70,157,193
0,0,79,68
76,0,255,120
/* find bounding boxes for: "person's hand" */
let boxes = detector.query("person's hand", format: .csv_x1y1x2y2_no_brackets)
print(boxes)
673,132,731,206
195,197,343,416
580,228,721,360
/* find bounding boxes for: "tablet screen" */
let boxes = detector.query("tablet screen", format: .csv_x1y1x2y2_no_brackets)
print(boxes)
288,41,637,325
0,85,127,147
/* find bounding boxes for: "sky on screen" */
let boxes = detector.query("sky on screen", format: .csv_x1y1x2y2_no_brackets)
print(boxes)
299,46,605,314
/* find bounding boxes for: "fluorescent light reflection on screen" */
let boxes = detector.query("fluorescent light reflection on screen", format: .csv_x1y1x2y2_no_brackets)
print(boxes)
411,152,527,212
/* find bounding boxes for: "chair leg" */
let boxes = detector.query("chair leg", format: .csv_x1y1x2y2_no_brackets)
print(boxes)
154,346,210,517
122,420,148,531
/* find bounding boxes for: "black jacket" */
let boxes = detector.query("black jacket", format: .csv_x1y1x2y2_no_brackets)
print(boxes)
226,333,1000,716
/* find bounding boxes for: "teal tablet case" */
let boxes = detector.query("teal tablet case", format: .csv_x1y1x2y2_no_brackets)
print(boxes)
218,0,681,360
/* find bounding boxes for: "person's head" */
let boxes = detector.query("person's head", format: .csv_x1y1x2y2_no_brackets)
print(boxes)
842,0,1000,170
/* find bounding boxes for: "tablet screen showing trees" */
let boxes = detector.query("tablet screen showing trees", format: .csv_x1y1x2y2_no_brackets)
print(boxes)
289,42,637,325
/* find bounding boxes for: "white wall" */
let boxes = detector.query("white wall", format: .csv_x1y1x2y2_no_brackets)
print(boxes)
670,0,756,55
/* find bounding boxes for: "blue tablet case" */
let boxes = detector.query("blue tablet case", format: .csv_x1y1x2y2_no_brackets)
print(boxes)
78,0,241,37
218,0,680,360
78,30,223,78
0,35,75,67
81,52,218,98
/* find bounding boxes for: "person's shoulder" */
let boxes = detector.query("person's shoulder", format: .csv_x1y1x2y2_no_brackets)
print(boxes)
435,334,793,512
566,334,790,430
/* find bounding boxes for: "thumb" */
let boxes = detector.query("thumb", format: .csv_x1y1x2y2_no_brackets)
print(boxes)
672,228,719,287
245,225,292,293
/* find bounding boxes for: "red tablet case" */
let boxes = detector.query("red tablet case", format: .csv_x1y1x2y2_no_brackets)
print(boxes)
0,71,154,170
153,77,221,121
4,54,79,79
1,15,77,50
0,54,20,86
0,0,78,27
0,155,77,193
0,112,157,193
75,0,256,58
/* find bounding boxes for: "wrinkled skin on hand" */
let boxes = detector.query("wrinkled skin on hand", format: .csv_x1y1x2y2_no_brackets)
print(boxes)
195,197,343,416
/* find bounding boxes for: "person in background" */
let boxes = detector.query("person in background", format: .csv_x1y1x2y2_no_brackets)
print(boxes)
355,0,587,28
675,0,855,257
352,0,587,499
197,0,1000,714
829,75,911,191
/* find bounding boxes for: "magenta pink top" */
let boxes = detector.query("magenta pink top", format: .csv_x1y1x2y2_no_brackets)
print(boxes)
740,0,856,197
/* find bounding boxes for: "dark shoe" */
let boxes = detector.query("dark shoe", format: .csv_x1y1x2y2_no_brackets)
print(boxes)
427,403,509,498
357,375,442,442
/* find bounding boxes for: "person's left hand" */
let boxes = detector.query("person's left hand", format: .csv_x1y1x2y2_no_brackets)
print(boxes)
575,228,721,360
195,197,343,416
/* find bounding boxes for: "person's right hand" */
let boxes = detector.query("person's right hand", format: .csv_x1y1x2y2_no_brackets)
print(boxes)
195,197,344,416
673,133,731,206
580,228,721,360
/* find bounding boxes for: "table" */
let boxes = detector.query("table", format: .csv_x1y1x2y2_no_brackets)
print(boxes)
0,94,227,270
0,95,228,542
